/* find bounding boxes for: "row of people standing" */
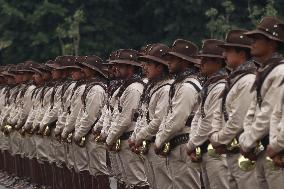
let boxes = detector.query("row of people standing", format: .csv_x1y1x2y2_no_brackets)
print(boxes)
0,16,284,189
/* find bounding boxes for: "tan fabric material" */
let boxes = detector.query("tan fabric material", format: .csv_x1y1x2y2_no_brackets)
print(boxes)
106,82,144,145
187,80,225,151
210,74,255,146
239,64,284,152
155,77,201,148
226,153,259,189
116,140,148,187
255,151,284,189
269,87,284,153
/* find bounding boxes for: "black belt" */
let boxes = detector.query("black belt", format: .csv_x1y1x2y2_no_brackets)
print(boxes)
169,133,189,149
261,135,269,149
119,131,134,140
145,136,156,143
199,140,210,153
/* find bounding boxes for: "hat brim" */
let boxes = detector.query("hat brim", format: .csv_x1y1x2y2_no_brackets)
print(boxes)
218,43,251,49
46,63,60,69
56,65,82,70
194,54,224,59
109,59,142,67
244,29,284,43
2,71,16,77
165,52,201,66
139,55,169,66
77,62,108,78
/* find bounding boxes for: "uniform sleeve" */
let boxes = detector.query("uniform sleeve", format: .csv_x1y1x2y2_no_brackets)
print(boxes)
269,89,284,153
40,88,61,128
187,84,224,151
62,87,84,137
135,87,170,142
155,83,199,148
211,76,254,145
106,87,142,145
17,86,35,126
74,86,106,140
239,69,284,152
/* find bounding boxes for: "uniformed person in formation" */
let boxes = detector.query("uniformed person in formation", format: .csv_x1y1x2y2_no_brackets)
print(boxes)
238,17,284,189
130,43,173,189
1,16,284,189
105,49,149,189
187,39,230,189
154,39,202,189
209,29,258,189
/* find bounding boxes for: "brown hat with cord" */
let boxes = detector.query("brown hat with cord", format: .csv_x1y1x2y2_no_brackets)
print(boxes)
138,43,170,66
75,55,107,78
219,29,252,49
164,39,201,66
196,39,225,59
244,16,284,43
109,49,142,67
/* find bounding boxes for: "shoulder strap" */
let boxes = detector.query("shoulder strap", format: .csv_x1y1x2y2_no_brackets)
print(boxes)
184,81,201,93
149,83,171,100
200,81,226,118
254,60,284,108
222,71,255,122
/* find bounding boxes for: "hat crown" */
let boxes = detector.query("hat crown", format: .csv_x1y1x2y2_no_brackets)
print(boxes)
225,29,252,46
115,49,139,61
257,16,284,41
139,44,154,56
55,55,76,66
172,39,198,57
76,55,103,69
200,39,225,57
144,43,170,58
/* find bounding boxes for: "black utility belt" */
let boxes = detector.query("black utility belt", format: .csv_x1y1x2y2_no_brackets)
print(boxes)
169,133,189,150
146,136,156,143
119,131,134,140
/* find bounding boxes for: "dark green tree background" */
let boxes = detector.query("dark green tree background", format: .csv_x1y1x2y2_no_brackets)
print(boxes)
0,0,283,64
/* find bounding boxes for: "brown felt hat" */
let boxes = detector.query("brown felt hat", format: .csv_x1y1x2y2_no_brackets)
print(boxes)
139,43,170,66
245,16,284,43
54,55,81,70
165,39,200,66
196,39,225,59
75,55,107,78
219,29,252,49
109,49,142,67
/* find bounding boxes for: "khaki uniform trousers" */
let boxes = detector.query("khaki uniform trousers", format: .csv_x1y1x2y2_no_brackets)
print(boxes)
255,151,284,189
86,139,109,176
226,153,259,189
167,143,201,189
200,152,230,189
143,144,172,189
116,140,148,188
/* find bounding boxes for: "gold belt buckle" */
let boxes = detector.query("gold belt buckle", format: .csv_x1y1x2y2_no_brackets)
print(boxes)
140,140,150,155
67,132,73,143
43,126,51,136
78,137,86,147
115,139,121,152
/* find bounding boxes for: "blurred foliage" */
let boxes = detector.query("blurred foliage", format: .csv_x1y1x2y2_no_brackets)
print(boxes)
0,0,283,64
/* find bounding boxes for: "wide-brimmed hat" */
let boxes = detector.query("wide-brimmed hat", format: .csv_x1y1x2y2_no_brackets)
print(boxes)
54,55,81,70
138,43,170,66
31,63,52,75
75,55,107,78
244,16,284,43
196,39,225,59
165,39,200,66
2,65,17,77
109,49,141,67
219,29,252,49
